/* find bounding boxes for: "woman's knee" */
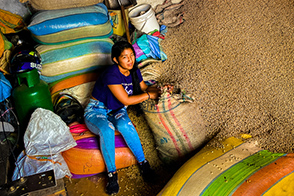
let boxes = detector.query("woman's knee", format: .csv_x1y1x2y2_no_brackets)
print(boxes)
85,115,115,136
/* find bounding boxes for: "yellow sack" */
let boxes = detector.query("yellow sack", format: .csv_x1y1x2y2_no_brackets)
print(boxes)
158,137,294,196
0,32,13,74
0,9,24,74
0,50,11,75
0,9,25,34
0,32,4,57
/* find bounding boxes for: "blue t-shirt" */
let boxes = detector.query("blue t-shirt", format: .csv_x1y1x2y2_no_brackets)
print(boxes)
92,64,143,110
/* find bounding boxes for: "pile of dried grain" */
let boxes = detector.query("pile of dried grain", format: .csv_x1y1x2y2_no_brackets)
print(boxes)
156,0,294,153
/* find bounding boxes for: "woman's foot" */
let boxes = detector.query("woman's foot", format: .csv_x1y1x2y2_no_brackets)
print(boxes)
106,172,119,195
139,160,155,182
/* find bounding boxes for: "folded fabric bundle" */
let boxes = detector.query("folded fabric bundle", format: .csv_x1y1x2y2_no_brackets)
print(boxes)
133,33,167,63
28,3,113,44
20,0,103,10
36,38,113,83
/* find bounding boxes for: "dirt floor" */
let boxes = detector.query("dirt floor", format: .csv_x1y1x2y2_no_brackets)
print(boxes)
64,0,294,195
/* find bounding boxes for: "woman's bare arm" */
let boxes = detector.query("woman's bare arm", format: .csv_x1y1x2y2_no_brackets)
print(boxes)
108,84,149,106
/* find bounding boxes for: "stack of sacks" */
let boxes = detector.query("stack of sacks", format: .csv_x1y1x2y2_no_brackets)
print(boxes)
62,123,137,178
26,3,114,105
36,38,114,106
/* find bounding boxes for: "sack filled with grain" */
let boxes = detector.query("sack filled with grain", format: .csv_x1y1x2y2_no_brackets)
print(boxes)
36,38,113,84
141,87,209,164
158,136,294,196
20,0,103,10
28,3,113,44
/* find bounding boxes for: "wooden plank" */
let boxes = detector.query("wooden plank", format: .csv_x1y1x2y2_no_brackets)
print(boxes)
28,179,67,196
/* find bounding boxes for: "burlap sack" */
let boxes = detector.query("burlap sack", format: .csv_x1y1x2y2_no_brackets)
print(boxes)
20,0,103,10
141,88,208,164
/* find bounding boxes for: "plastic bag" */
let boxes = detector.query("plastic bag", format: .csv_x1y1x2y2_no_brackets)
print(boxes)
12,151,72,180
24,108,77,156
12,108,76,180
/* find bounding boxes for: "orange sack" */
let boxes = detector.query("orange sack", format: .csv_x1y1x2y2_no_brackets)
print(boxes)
62,123,137,175
62,147,137,175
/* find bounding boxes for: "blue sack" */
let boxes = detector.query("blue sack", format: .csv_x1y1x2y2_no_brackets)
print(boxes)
0,72,12,102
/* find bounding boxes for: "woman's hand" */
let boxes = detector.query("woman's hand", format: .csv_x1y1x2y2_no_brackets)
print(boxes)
147,89,160,100
144,85,161,100
162,84,174,94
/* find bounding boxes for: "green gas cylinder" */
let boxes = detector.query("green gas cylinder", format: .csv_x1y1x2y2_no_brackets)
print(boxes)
12,69,53,130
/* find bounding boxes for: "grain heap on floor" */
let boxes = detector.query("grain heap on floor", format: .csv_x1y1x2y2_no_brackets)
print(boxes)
155,0,294,153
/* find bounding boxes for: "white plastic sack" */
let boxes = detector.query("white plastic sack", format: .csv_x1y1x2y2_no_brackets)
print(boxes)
24,108,77,156
12,151,72,180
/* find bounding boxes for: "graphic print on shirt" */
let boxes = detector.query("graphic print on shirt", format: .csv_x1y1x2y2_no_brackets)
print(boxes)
122,82,133,95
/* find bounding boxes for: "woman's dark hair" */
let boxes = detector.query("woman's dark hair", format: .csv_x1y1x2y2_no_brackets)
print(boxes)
111,41,142,95
111,41,136,63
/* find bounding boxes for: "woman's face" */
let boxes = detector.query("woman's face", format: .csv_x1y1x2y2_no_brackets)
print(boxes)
114,48,135,72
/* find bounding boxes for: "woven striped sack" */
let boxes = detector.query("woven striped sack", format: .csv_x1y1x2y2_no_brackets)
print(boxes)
20,0,103,10
36,38,113,84
27,3,113,44
141,88,208,164
49,72,100,95
62,124,137,177
158,137,294,196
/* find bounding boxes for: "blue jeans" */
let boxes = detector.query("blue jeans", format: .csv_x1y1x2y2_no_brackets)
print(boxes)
84,99,145,173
